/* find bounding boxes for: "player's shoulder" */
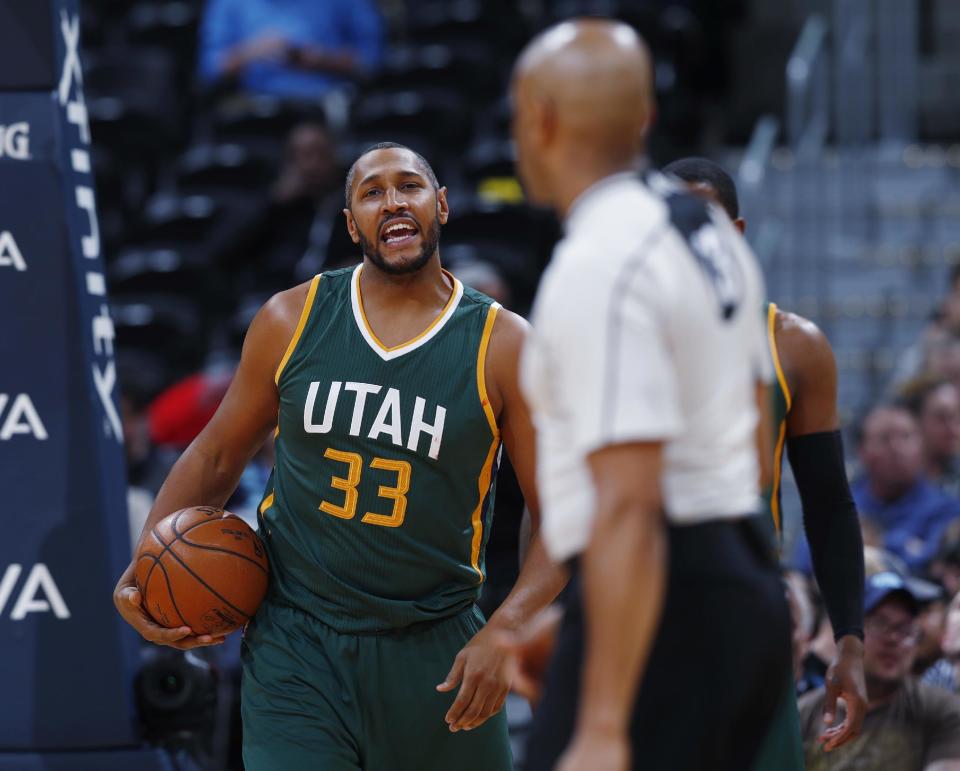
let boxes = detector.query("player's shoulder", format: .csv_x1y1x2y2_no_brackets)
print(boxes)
773,307,836,377
489,306,528,350
321,265,356,281
458,281,498,309
255,278,318,339
906,677,960,719
774,308,832,355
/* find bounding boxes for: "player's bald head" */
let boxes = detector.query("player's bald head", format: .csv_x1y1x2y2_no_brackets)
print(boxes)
511,19,655,210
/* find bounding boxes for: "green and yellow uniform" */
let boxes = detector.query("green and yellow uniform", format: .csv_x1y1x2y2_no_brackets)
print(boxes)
751,302,805,771
241,266,512,771
763,301,793,549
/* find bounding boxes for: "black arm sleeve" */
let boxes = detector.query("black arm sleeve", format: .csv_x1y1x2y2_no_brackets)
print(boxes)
786,430,865,641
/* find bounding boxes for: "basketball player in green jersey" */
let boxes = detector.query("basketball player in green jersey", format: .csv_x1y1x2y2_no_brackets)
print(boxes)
664,157,868,766
114,143,565,770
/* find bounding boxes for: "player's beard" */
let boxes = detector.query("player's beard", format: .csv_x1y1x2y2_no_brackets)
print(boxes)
359,215,441,276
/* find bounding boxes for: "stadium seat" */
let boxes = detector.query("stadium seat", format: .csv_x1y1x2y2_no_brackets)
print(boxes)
134,193,219,246
404,0,495,46
112,295,206,373
85,46,185,153
125,2,199,53
374,43,502,99
211,97,324,145
175,143,274,196
463,138,516,188
108,248,206,297
351,87,471,152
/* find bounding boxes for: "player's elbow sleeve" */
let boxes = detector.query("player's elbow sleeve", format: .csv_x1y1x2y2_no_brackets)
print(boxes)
787,430,865,640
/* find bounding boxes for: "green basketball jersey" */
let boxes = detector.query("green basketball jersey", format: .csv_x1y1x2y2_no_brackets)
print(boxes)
761,302,792,548
258,265,502,633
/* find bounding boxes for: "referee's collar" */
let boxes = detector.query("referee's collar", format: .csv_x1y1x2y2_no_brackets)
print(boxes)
564,169,645,234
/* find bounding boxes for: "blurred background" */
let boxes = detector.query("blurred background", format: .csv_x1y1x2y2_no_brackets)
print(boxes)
17,0,960,767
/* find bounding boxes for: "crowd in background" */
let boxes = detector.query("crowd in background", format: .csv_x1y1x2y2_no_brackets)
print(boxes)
84,0,960,767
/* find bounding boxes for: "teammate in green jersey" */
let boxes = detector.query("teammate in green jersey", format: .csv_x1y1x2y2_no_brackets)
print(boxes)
664,157,868,765
114,143,565,770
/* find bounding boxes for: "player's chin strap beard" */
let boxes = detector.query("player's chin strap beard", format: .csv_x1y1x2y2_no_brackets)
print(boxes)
358,219,442,276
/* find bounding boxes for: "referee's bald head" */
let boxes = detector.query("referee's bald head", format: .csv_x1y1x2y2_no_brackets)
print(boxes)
511,19,655,214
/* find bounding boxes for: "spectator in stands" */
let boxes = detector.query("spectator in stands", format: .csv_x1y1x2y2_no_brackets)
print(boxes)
212,122,343,292
926,336,960,394
198,0,384,102
852,403,960,572
931,534,960,597
915,588,950,677
785,572,817,684
903,378,960,496
118,353,178,550
894,264,960,388
924,589,960,695
799,572,960,771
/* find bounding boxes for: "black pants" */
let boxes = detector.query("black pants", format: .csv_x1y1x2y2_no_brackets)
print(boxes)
525,517,791,771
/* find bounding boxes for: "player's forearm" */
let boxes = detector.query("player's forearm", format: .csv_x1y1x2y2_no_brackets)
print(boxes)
577,500,666,734
487,534,568,631
134,440,246,551
788,431,865,639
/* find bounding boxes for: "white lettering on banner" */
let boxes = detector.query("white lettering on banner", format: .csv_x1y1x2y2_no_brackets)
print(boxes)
0,394,48,440
75,186,99,259
71,148,90,173
67,101,89,144
0,232,26,271
0,565,21,614
0,123,31,161
58,12,81,107
59,11,122,443
92,304,115,356
0,564,71,620
93,362,123,441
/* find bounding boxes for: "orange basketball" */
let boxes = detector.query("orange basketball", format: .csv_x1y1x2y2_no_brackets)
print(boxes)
134,506,269,636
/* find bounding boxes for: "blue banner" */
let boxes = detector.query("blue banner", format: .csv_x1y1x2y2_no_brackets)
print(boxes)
0,0,141,750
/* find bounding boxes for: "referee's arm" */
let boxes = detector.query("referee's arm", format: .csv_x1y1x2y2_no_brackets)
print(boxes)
559,442,667,769
779,312,866,751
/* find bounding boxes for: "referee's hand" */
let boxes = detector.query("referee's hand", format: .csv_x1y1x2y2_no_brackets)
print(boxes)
819,635,867,751
500,604,563,706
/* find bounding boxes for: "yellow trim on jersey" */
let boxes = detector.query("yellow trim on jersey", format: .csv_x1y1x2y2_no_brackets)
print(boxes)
770,422,787,536
470,437,500,583
766,303,791,538
477,304,501,438
356,266,460,353
259,492,275,515
275,274,322,385
468,303,502,583
767,302,792,411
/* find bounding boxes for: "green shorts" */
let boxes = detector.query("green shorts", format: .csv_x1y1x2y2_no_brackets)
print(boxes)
749,665,804,771
240,601,513,771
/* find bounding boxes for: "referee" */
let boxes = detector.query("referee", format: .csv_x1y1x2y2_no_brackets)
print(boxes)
511,20,791,771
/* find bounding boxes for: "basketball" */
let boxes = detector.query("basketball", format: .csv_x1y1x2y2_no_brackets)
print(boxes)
134,506,269,636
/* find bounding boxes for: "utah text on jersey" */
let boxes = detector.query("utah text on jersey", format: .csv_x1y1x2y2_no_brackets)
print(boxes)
304,380,446,461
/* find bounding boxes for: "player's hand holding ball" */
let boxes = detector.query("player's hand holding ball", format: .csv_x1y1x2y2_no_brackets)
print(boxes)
114,506,269,650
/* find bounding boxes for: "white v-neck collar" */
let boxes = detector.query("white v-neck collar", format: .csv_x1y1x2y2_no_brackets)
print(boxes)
350,264,463,361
